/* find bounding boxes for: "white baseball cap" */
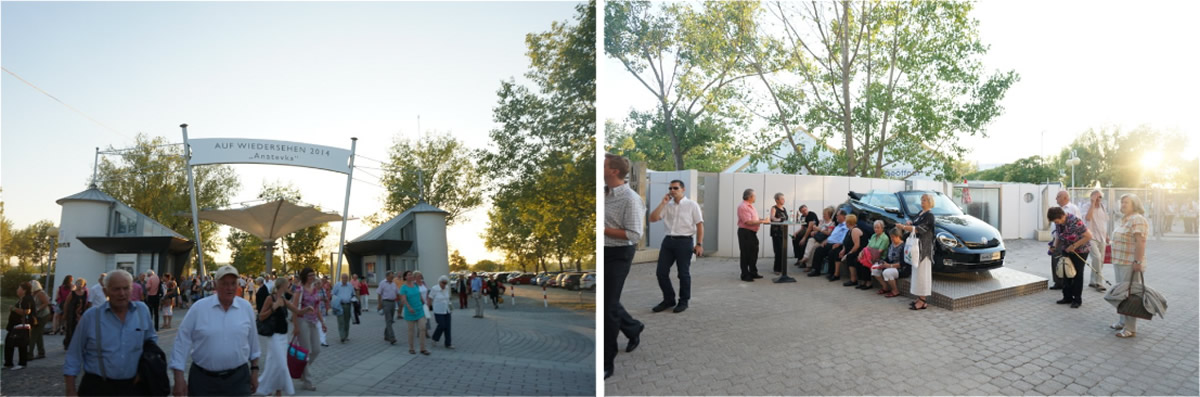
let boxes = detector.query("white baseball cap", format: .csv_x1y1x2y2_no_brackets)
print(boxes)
213,265,240,282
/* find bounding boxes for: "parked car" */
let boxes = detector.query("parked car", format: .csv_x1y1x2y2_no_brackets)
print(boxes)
582,272,595,290
554,272,575,288
536,272,561,286
507,273,535,285
842,190,1006,273
562,273,585,290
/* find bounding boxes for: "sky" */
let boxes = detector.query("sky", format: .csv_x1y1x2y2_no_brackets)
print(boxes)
2,1,583,265
598,0,1200,170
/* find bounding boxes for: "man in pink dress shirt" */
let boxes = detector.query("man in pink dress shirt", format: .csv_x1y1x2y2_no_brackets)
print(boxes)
737,189,770,282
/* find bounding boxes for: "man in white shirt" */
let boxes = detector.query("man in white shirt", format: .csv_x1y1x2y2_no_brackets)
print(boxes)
376,272,399,344
603,153,645,380
87,273,107,308
648,179,704,314
331,274,356,344
1081,190,1109,292
170,265,261,396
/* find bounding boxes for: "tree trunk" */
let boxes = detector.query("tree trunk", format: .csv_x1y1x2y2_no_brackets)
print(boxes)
841,0,854,176
663,102,684,170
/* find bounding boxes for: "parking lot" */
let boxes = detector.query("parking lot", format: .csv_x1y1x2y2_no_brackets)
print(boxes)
605,237,1199,396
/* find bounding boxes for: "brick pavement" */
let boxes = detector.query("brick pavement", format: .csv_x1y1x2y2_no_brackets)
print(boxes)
605,238,1200,396
1,288,594,396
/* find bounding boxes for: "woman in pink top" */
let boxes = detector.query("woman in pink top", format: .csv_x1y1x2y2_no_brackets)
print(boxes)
293,268,327,391
52,275,73,335
736,189,770,282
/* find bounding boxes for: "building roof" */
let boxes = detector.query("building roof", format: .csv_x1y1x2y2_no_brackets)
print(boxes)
351,201,447,243
56,184,119,205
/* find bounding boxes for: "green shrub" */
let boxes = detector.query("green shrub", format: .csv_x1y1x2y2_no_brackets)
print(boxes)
1,269,37,298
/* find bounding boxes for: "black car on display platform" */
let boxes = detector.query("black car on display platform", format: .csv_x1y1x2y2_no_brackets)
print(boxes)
841,190,1005,273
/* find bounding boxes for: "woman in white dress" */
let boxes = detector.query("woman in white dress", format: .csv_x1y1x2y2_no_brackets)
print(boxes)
897,193,935,310
257,277,312,396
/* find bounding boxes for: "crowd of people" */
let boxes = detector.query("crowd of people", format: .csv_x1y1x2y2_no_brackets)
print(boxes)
0,262,516,395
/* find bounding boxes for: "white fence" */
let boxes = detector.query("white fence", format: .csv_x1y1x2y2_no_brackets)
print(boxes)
640,169,1065,258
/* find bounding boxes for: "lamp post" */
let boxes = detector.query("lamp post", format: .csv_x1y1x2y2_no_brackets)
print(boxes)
1066,150,1081,189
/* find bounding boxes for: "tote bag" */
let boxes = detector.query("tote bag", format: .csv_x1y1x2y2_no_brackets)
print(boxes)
904,233,920,269
287,335,309,379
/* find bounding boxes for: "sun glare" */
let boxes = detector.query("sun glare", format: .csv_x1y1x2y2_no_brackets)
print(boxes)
1140,151,1162,168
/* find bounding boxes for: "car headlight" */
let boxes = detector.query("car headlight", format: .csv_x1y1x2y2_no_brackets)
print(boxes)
937,233,959,248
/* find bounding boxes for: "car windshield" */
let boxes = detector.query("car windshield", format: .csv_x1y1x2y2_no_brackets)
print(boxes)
900,192,964,216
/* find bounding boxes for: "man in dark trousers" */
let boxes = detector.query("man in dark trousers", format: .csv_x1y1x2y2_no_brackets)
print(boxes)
736,189,770,281
792,204,819,266
603,153,645,380
648,179,704,314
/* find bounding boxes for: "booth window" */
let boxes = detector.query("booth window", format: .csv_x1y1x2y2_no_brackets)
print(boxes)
115,211,138,235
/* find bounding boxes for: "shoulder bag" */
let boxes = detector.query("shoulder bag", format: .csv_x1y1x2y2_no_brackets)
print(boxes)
1117,271,1154,320
257,296,277,337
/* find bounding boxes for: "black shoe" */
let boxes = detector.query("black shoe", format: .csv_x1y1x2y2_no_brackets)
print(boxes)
605,369,614,379
672,302,688,313
741,276,755,282
806,271,822,277
652,301,676,313
1056,298,1072,304
1049,285,1063,290
752,274,765,279
843,281,857,287
857,284,873,290
625,323,645,353
1070,302,1081,308
828,276,841,282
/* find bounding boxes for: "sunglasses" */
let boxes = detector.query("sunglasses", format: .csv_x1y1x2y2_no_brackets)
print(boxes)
668,187,680,190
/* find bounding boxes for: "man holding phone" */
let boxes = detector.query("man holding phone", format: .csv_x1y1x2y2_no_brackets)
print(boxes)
648,179,704,314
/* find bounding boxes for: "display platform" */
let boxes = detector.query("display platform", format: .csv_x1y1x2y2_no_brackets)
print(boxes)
895,267,1047,310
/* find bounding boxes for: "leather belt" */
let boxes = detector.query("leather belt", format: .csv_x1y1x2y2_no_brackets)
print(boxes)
194,363,247,379
666,235,693,239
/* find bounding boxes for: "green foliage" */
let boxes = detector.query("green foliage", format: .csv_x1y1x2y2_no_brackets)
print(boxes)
749,0,1018,180
449,250,469,273
966,156,1059,184
379,133,483,227
96,134,240,271
605,111,747,172
1,269,37,298
472,259,500,273
606,1,758,170
4,220,57,272
482,2,595,272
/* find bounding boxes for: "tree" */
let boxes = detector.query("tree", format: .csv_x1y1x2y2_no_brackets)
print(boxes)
0,188,13,267
379,133,484,227
6,220,57,272
966,156,1059,184
96,133,241,272
605,111,747,172
606,1,758,170
473,259,500,273
748,1,1018,180
482,2,595,271
449,250,469,273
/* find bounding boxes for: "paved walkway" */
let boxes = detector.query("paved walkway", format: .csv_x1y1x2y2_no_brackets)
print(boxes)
606,238,1200,396
1,288,594,396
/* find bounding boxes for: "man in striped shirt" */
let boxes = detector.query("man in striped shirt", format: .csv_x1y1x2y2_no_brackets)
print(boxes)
604,153,645,380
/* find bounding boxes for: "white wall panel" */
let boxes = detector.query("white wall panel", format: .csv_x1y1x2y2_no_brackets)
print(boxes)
795,175,826,216
849,177,874,196
718,173,735,256
1019,184,1042,239
1000,184,1020,239
823,176,851,212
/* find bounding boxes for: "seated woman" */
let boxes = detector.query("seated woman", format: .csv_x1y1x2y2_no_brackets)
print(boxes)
838,214,868,287
856,220,890,290
800,207,836,272
872,228,906,297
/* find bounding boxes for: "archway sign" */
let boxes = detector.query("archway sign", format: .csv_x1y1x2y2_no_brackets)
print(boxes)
181,124,357,278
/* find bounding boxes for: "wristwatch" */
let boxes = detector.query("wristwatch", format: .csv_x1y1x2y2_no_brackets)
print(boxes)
695,243,702,247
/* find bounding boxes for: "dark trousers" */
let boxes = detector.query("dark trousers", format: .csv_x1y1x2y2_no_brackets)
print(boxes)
737,228,760,279
810,244,833,274
605,245,642,372
656,236,693,305
771,232,786,273
352,300,361,323
792,235,805,261
4,329,29,367
432,313,452,347
458,292,468,309
78,373,136,396
1050,255,1063,287
145,295,160,331
188,363,251,396
1063,252,1088,303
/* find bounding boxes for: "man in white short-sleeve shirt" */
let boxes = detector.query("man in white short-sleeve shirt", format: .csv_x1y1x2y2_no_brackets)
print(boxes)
648,179,704,314
170,265,261,396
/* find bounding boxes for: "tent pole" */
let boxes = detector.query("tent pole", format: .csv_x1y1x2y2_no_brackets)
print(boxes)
181,124,207,275
334,137,357,277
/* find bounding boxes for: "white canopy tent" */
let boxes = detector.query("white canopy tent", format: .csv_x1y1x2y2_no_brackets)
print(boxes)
197,199,343,273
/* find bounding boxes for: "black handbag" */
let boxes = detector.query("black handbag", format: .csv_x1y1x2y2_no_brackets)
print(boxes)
257,296,277,336
1117,271,1154,320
